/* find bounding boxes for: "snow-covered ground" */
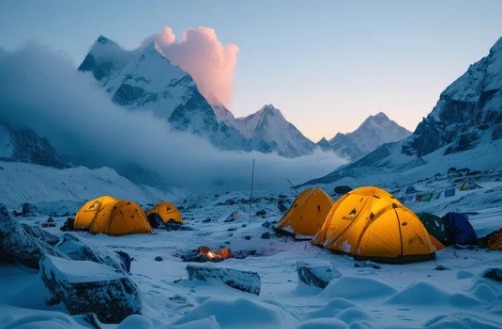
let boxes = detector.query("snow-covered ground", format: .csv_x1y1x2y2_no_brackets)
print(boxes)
1,173,502,329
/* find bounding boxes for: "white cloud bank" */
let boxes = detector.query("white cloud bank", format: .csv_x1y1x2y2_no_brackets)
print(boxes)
0,42,346,191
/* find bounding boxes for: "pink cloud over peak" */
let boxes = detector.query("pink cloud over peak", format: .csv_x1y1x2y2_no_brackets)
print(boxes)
145,26,239,109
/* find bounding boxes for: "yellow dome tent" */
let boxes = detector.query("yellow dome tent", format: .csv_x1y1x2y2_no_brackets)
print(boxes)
275,188,334,236
147,201,183,228
313,186,436,263
74,195,118,230
89,200,152,236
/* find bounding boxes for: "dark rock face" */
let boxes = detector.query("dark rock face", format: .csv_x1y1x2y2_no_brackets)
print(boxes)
482,268,502,282
0,204,66,268
0,124,67,168
40,255,142,324
296,261,342,288
402,38,502,157
186,264,261,295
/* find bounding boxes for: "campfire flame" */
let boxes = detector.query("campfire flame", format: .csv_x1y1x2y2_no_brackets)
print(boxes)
198,246,234,261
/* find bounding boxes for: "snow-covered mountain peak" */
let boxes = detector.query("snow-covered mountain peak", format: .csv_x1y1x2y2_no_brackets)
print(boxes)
141,40,169,62
489,36,502,54
256,104,283,117
96,35,109,44
403,36,502,157
232,104,316,157
323,112,411,161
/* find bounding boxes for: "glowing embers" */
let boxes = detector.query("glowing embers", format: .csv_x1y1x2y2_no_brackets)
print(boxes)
180,246,256,263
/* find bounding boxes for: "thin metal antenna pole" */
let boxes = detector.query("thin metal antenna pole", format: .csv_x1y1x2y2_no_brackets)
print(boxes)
249,159,255,219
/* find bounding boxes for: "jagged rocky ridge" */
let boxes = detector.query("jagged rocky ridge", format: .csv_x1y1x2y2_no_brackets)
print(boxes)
0,123,67,168
320,112,411,161
402,37,502,156
302,37,502,186
78,36,316,157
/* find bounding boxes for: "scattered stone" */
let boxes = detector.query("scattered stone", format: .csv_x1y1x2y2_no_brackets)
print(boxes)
435,265,450,271
155,256,163,262
22,203,38,216
227,227,237,232
186,264,261,295
255,209,266,218
47,217,55,223
0,204,66,268
40,255,142,323
483,268,502,282
354,261,381,269
42,222,57,228
297,261,342,288
224,211,241,222
241,224,247,228
163,223,195,231
202,218,212,223
261,221,271,228
278,199,289,212
261,232,271,239
60,218,75,232
243,235,252,240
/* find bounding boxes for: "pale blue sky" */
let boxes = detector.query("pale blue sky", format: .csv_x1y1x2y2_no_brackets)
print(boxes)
1,0,501,141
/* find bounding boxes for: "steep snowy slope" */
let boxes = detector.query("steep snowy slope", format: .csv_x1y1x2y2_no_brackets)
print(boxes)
233,105,316,157
303,37,502,187
322,112,411,161
0,160,173,207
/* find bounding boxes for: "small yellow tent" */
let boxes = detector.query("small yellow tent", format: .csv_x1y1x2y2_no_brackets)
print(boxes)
147,201,183,227
89,200,152,236
74,195,118,230
313,186,436,263
275,188,334,236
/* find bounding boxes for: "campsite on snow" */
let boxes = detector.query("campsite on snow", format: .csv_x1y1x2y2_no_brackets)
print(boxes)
1,8,502,329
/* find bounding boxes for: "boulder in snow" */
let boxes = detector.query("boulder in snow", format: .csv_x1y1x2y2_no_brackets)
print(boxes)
40,255,142,323
56,233,129,272
224,211,241,222
22,223,60,246
297,261,342,288
0,204,66,268
482,268,502,282
186,264,261,295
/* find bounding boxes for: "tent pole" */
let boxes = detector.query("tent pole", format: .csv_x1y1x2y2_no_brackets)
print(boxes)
287,178,299,196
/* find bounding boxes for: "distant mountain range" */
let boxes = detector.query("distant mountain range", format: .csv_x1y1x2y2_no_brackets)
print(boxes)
0,34,416,191
78,35,408,159
317,112,411,161
78,36,319,158
302,37,502,187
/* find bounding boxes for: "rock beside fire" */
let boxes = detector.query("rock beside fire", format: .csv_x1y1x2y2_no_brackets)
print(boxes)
186,264,261,295
40,255,142,323
296,261,342,288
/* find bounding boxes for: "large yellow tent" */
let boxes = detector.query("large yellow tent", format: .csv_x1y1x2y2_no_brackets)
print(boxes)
313,186,436,263
74,195,118,230
89,200,152,236
275,188,334,236
147,201,183,227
